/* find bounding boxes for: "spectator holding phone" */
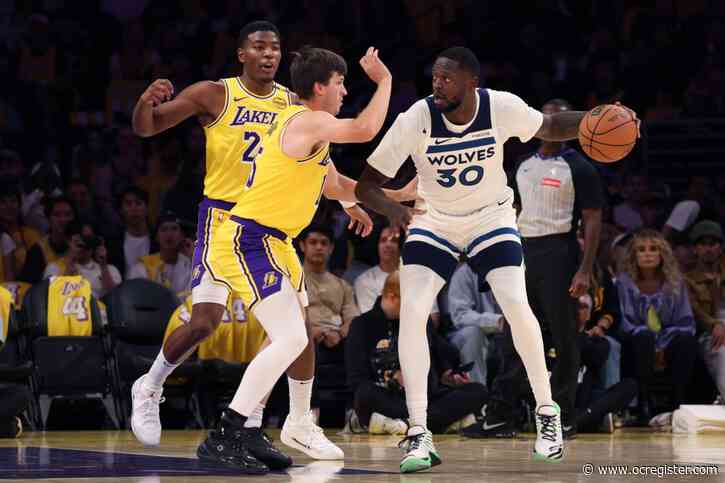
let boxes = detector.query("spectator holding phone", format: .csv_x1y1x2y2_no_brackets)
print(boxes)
346,271,488,434
43,221,122,298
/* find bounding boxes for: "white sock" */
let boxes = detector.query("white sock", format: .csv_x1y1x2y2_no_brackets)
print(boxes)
288,377,313,421
228,279,308,416
398,264,445,430
244,404,265,428
145,351,180,391
487,266,553,407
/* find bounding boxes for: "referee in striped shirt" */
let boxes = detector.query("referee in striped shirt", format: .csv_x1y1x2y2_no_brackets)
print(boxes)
515,98,603,436
464,99,603,440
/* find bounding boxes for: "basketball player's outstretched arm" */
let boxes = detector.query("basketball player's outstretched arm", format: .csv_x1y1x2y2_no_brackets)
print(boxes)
286,48,392,153
132,80,223,137
324,164,417,203
536,102,640,141
534,110,587,142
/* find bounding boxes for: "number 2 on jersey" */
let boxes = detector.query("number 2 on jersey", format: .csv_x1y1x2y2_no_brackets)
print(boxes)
241,131,261,188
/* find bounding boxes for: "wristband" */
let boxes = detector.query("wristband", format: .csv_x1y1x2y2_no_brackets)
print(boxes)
340,200,356,209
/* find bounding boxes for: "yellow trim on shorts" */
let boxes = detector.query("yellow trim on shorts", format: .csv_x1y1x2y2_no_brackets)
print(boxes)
233,225,261,310
262,235,289,278
201,207,233,293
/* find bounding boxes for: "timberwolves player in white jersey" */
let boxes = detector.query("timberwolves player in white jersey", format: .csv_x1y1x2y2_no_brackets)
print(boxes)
356,47,639,473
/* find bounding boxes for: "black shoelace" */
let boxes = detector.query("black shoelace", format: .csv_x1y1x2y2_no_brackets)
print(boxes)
398,432,424,452
537,413,558,443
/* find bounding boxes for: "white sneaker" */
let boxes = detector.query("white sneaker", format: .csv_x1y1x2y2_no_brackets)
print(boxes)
533,403,563,462
281,411,344,460
131,375,165,446
399,426,441,473
369,412,408,435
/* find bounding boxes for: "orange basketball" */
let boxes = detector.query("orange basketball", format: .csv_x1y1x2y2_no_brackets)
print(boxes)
578,104,638,163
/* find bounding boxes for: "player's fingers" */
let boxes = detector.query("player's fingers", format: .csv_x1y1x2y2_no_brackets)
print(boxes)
161,79,174,93
411,208,426,215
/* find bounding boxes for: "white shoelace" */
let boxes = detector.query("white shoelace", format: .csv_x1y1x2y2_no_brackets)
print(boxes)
136,390,165,424
299,412,334,448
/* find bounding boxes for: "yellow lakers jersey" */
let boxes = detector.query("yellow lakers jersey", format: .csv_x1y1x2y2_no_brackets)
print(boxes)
47,276,94,336
230,104,331,237
1,282,31,308
0,285,12,348
164,294,266,364
203,78,293,203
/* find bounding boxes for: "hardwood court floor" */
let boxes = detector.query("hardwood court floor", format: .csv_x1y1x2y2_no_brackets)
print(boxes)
1,429,724,482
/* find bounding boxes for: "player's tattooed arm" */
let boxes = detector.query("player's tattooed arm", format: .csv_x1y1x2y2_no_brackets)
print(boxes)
133,80,223,137
535,110,587,142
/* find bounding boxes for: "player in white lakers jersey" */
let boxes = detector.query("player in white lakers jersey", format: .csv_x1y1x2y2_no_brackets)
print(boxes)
356,46,640,473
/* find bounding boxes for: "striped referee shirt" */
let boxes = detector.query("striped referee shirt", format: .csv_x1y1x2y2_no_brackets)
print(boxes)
513,148,603,238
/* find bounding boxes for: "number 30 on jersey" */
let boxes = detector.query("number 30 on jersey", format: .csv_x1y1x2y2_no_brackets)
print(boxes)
436,165,484,188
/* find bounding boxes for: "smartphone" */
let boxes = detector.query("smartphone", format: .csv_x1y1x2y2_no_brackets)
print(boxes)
452,361,474,375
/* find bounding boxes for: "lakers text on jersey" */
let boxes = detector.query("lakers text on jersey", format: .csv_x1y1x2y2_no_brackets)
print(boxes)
192,78,293,291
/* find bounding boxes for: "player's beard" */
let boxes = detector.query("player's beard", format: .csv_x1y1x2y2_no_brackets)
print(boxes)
440,98,462,112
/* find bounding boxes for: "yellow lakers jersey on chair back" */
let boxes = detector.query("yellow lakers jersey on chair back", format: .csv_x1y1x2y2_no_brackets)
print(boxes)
203,78,293,203
230,104,331,238
47,276,94,336
164,294,265,364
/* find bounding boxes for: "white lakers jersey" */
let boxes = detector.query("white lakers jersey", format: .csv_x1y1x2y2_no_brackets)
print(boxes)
367,89,543,215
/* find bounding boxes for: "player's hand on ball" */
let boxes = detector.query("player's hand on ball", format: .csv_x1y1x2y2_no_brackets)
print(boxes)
359,47,391,84
141,79,174,106
615,101,641,138
344,205,374,237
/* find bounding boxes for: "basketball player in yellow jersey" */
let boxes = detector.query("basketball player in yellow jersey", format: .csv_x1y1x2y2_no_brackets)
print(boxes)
130,23,402,473
196,45,394,470
130,22,305,472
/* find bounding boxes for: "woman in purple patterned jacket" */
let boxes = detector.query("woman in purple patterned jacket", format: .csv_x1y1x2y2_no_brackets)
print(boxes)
616,229,697,425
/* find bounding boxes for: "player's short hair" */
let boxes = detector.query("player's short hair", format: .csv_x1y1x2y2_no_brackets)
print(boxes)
237,21,280,48
290,46,347,100
437,46,480,78
543,98,572,111
299,224,335,244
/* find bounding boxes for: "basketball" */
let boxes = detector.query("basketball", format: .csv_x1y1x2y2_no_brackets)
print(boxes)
578,104,638,163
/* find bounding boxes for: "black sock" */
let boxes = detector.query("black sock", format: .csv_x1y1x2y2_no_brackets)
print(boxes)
221,409,247,429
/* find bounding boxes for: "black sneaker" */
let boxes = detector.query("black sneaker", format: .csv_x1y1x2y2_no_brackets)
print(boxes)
197,430,269,474
461,404,516,438
229,427,293,470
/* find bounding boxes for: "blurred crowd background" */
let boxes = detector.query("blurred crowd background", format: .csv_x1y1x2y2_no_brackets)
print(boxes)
1,0,725,433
